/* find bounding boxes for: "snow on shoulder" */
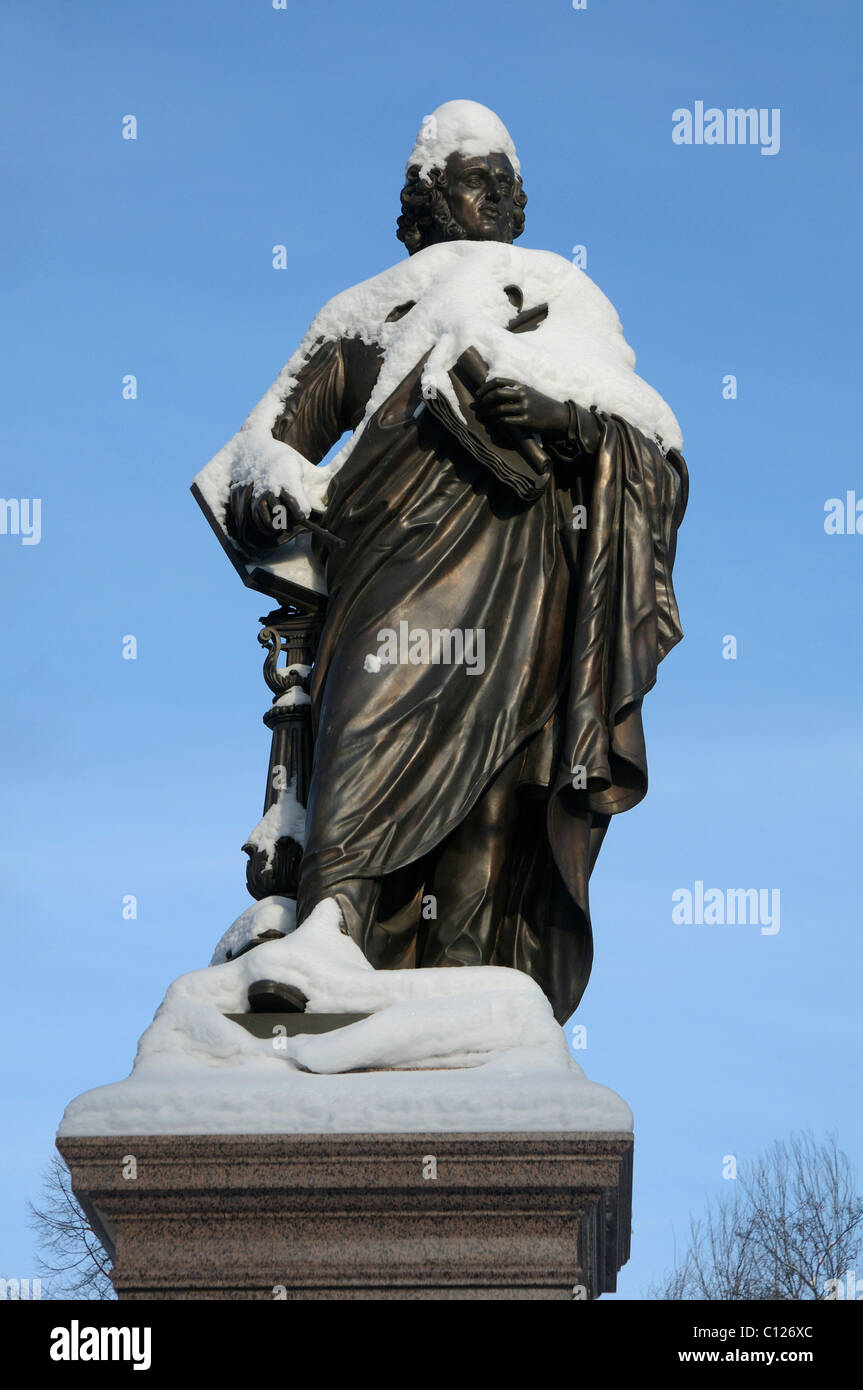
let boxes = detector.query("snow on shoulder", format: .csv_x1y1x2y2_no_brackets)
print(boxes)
193,241,683,534
58,898,632,1137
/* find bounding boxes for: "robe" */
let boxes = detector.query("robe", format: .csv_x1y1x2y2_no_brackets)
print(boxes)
269,328,687,1022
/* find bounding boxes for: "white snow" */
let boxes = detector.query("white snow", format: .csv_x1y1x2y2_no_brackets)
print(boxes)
193,241,683,545
243,777,307,869
273,686,310,707
59,899,632,1137
210,895,296,966
406,99,521,179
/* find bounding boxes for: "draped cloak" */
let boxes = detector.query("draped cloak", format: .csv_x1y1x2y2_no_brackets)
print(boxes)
271,332,687,1023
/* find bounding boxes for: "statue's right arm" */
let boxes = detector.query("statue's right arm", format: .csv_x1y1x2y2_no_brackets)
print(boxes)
228,337,384,554
227,339,349,554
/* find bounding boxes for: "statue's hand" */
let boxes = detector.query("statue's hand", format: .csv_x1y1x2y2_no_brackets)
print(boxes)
252,487,305,538
228,483,305,555
474,378,570,435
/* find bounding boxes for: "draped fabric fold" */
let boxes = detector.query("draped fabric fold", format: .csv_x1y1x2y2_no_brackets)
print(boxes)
290,341,687,1021
538,416,688,1018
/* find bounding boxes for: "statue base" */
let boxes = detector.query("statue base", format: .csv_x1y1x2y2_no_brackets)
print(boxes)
58,1131,632,1300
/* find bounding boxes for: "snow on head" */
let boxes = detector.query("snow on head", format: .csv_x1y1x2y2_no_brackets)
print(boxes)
407,100,521,179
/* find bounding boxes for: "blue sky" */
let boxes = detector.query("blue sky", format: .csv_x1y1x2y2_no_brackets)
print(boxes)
1,0,861,1297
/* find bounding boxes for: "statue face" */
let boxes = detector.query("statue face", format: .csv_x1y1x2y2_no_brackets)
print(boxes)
437,151,518,245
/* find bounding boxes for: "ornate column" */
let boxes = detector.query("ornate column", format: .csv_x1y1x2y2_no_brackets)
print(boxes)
242,603,322,904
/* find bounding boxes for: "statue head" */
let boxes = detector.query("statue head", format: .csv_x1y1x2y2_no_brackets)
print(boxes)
397,100,527,255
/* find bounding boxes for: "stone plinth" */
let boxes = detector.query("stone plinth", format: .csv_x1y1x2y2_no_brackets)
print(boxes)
58,1132,633,1300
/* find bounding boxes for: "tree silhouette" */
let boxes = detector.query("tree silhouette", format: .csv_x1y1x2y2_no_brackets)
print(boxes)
28,1154,115,1300
649,1131,863,1300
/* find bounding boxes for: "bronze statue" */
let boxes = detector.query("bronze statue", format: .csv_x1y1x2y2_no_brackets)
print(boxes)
194,101,687,1023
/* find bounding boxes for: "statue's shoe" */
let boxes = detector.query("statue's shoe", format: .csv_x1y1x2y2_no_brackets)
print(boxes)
225,927,286,962
247,980,308,1014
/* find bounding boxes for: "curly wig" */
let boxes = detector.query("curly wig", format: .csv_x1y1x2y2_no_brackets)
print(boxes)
396,163,527,255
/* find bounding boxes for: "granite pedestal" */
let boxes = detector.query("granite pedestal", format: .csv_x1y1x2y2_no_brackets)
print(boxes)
58,1131,633,1300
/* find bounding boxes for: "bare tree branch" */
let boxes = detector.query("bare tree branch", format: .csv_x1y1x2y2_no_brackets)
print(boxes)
647,1130,863,1300
27,1154,115,1300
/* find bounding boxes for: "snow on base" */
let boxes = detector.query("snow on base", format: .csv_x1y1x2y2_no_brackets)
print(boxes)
59,899,632,1137
209,896,297,966
57,1048,630,1137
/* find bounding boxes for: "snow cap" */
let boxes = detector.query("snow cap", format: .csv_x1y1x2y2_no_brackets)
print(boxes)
407,100,520,180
